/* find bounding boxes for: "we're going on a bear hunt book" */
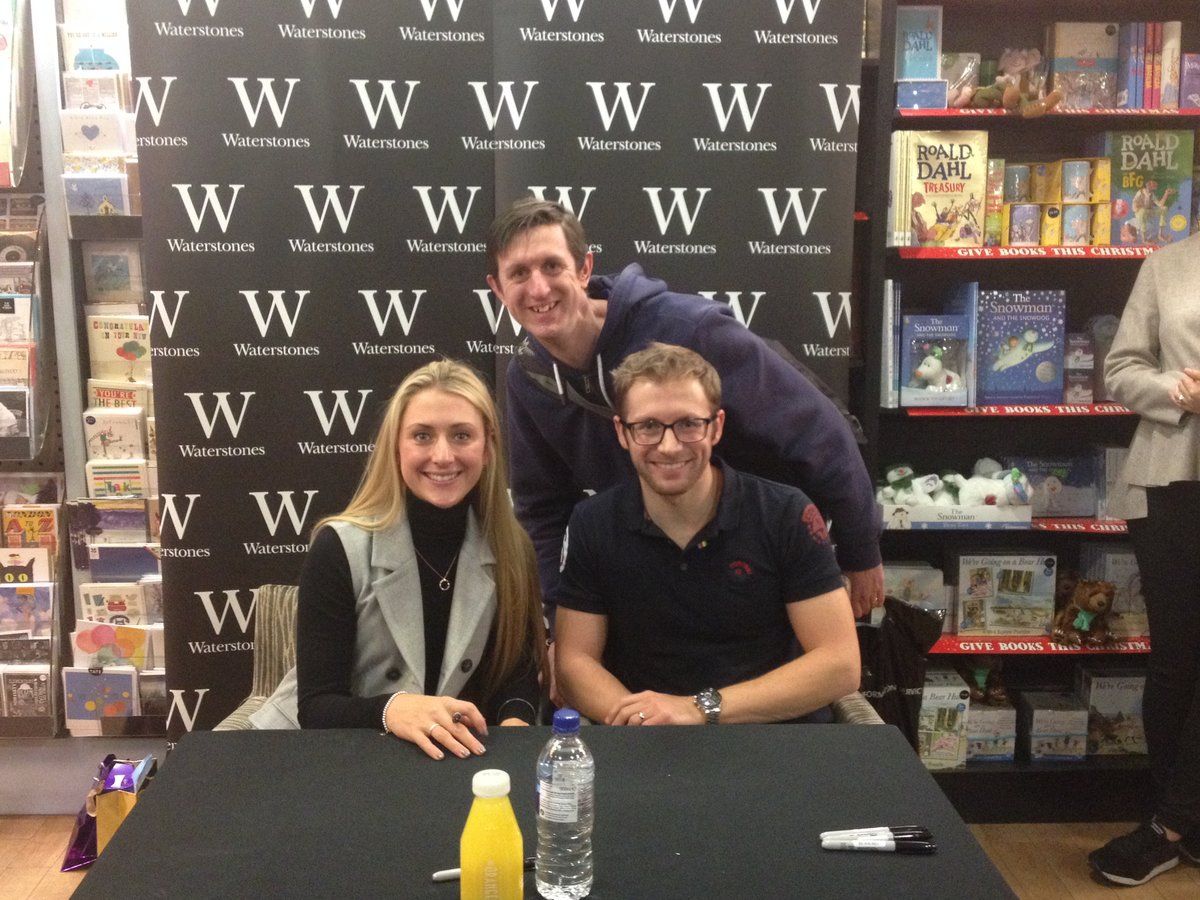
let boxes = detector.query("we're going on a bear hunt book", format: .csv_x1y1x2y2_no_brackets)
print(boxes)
890,130,988,247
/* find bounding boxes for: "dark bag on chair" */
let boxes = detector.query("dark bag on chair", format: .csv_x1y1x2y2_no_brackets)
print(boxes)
857,597,945,748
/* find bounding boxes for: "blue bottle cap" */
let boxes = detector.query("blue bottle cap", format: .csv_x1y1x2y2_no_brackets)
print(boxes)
552,708,581,734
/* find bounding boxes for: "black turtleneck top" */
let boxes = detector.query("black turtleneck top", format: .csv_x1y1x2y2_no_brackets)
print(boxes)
295,493,540,729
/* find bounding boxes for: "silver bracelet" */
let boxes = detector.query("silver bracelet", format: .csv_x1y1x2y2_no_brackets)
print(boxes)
381,691,406,735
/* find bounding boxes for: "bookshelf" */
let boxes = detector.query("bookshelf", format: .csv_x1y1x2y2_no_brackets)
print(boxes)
858,0,1200,820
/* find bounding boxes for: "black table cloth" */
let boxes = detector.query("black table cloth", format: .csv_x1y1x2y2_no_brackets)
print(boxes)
75,724,1013,899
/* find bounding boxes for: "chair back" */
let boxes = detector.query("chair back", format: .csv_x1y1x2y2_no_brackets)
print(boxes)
250,584,299,698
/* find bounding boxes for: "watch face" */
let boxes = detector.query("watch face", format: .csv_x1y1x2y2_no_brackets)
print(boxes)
697,688,720,711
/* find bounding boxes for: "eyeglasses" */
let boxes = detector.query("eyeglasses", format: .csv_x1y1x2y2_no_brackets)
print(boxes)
620,416,715,446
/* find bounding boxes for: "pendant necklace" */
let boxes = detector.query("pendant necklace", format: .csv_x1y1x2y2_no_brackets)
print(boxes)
414,547,459,592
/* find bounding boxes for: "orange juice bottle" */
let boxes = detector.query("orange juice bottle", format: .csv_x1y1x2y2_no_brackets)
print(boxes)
460,769,524,900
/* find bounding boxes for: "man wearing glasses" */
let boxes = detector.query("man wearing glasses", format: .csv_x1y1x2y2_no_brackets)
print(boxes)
485,198,883,641
552,344,860,726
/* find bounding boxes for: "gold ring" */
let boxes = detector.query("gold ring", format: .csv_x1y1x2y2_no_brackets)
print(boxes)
427,722,441,736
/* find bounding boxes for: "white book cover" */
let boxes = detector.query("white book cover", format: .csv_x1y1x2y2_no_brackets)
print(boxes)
59,109,128,154
63,0,129,24
71,621,154,669
87,377,149,410
0,294,32,342
86,314,150,382
1161,22,1182,109
77,581,147,624
0,261,34,294
0,547,51,582
61,71,128,112
881,279,898,408
0,343,32,386
145,416,157,461
59,25,131,73
85,458,149,499
83,406,145,460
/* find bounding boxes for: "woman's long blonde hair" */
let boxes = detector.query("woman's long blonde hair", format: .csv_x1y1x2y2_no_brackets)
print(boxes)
316,359,546,700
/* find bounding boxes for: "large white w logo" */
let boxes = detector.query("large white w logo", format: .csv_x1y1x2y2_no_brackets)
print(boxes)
304,390,372,436
698,291,766,328
759,187,826,236
812,291,852,338
295,185,364,233
413,186,480,234
228,78,300,128
160,494,201,540
173,184,243,233
195,589,257,635
133,77,176,127
185,392,255,439
250,491,319,537
774,0,823,25
474,290,522,336
359,289,425,336
167,690,209,733
539,0,586,21
819,83,860,133
418,0,466,21
299,0,345,17
241,290,309,338
149,290,188,339
527,186,595,220
177,0,221,14
349,80,419,129
586,82,654,132
644,187,710,235
468,81,538,130
657,0,704,23
703,83,771,132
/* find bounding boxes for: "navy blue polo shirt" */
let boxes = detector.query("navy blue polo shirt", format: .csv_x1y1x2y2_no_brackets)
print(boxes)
553,459,844,697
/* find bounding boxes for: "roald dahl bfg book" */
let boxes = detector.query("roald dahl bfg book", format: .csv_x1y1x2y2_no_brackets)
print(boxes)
1091,129,1194,245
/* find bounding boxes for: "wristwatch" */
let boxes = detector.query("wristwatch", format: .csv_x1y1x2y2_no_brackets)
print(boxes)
693,687,722,725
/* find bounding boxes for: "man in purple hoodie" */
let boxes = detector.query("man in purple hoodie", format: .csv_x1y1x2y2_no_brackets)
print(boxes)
485,198,883,632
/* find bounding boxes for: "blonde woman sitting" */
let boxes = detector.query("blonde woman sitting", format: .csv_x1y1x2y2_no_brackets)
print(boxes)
252,360,546,760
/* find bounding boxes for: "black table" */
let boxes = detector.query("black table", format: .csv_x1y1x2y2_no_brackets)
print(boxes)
75,725,1014,898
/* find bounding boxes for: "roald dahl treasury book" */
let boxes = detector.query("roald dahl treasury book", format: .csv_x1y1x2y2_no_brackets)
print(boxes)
903,130,988,247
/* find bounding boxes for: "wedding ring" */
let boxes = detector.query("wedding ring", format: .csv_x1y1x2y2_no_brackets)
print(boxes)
427,722,441,736
1178,393,1187,403
638,711,646,721
451,712,464,725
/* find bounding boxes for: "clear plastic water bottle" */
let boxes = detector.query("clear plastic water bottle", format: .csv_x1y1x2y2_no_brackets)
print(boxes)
535,708,594,899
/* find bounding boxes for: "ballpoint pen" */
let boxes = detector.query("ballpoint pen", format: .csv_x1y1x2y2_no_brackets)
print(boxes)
431,856,535,883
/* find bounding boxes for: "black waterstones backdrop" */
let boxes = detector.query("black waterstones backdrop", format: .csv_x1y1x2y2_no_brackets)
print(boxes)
127,0,863,738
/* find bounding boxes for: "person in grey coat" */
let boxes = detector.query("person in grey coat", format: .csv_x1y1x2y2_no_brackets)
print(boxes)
1088,232,1200,886
251,360,546,760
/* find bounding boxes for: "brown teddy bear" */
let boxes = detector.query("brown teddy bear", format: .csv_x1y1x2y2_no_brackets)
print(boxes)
1052,579,1117,647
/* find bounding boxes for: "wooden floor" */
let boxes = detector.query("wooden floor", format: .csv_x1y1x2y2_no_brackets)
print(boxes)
2,817,1199,898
